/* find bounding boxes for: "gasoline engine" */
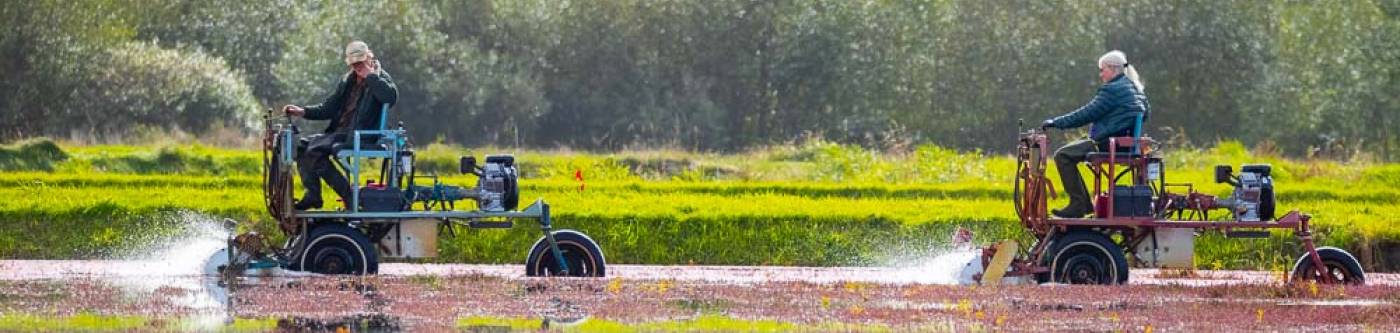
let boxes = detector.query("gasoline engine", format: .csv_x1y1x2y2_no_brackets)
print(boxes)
1208,164,1276,221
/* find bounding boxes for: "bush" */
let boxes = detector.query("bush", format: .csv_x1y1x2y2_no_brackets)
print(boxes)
75,42,261,136
12,40,261,141
0,138,68,171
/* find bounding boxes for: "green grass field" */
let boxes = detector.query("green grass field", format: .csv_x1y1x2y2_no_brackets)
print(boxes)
0,138,1396,271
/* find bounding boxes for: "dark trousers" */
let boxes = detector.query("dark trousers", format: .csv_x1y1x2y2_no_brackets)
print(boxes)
297,133,353,204
1053,138,1097,211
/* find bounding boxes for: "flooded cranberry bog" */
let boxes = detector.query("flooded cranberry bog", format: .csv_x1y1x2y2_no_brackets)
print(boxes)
0,259,1396,332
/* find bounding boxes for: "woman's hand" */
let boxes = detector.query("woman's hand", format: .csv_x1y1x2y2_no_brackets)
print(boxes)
283,105,305,117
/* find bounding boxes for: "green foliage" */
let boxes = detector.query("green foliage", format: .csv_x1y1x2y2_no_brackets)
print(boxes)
83,42,261,134
0,313,147,331
0,2,260,140
2,1,1395,158
0,143,1396,270
0,138,68,171
82,145,261,176
127,0,308,102
0,313,277,332
1362,165,1400,188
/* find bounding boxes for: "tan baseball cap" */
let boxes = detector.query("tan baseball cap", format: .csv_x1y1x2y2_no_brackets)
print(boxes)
344,41,373,66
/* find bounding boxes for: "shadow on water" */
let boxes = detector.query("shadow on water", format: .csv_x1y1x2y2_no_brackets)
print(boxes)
213,271,407,332
273,313,402,332
264,279,402,332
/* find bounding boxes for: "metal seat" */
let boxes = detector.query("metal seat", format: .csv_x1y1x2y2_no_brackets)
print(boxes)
331,140,387,153
334,104,401,160
1086,151,1143,162
1084,112,1155,218
1086,136,1155,189
335,103,399,161
333,103,406,212
1086,112,1148,165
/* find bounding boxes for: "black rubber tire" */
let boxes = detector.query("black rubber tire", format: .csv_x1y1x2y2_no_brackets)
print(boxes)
502,168,520,211
485,155,520,210
1046,230,1129,285
1258,180,1275,221
525,229,606,277
1033,238,1053,284
1290,247,1365,285
297,223,379,275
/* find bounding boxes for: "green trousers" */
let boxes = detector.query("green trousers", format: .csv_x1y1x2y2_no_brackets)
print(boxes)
1053,138,1097,212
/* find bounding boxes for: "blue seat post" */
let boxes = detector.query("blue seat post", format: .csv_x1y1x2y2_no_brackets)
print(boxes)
378,103,393,189
379,103,390,131
348,103,393,212
1131,112,1144,155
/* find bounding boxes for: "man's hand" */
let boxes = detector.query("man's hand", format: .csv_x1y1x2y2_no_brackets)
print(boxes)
283,105,305,117
1040,119,1055,130
368,59,380,74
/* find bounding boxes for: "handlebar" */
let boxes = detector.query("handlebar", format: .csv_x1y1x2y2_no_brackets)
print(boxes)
262,108,298,134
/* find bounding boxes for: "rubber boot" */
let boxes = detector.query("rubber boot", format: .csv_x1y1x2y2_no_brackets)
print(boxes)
323,167,354,210
294,174,324,211
1054,149,1094,218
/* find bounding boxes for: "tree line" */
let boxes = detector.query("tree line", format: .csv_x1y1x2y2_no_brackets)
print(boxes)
2,0,1396,159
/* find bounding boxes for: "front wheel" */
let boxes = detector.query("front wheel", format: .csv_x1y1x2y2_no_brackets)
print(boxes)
1047,230,1129,285
525,229,606,277
1290,247,1365,284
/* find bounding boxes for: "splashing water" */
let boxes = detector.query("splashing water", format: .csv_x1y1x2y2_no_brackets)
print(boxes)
117,211,232,277
884,249,982,285
102,211,236,329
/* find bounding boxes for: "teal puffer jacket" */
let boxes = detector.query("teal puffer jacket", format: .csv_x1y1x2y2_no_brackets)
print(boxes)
1049,74,1150,143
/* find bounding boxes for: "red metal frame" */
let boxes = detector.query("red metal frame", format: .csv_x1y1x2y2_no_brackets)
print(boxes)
1002,129,1334,283
1086,136,1155,220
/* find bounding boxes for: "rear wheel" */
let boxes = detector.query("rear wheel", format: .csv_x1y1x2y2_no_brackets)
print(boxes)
525,230,606,277
1047,230,1129,285
1290,247,1364,284
297,223,379,275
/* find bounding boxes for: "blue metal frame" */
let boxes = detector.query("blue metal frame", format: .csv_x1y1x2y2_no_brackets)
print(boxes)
290,104,575,275
295,198,548,220
335,104,406,213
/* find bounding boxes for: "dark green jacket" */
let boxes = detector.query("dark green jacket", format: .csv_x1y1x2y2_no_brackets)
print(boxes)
1049,74,1150,143
302,70,398,135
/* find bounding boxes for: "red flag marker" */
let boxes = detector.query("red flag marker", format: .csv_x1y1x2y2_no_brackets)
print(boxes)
575,169,585,192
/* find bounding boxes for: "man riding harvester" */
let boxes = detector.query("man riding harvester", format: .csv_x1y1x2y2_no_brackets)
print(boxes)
203,41,607,280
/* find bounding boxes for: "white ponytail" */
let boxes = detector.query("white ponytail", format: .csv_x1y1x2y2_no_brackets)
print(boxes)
1098,50,1144,92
